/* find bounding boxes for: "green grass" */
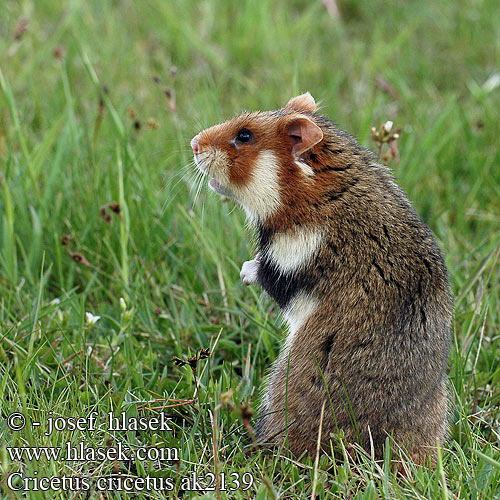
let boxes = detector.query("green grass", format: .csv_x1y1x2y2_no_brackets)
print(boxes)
1,0,499,498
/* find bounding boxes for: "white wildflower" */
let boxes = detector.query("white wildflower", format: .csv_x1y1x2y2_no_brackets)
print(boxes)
85,312,101,326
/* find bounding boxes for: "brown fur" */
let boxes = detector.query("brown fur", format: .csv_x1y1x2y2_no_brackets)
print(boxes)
192,94,452,462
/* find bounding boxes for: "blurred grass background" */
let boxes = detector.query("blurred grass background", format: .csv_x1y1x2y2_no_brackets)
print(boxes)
0,0,499,498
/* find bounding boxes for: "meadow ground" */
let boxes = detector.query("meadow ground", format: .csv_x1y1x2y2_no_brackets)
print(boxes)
1,0,499,498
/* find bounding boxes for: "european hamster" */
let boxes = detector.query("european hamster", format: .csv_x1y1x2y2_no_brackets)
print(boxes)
191,93,452,462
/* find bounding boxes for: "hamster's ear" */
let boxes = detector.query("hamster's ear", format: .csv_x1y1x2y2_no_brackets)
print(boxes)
286,116,324,158
284,92,317,113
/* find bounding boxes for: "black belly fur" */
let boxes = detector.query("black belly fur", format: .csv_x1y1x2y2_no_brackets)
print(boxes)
257,257,315,310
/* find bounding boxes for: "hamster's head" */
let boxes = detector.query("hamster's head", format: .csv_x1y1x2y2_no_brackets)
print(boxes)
191,93,333,225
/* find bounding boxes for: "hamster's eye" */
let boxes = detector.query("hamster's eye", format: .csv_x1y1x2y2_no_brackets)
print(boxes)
235,129,254,144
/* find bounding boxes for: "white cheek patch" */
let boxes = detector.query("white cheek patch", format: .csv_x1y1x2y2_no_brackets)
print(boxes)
234,150,281,224
269,227,322,274
282,292,319,349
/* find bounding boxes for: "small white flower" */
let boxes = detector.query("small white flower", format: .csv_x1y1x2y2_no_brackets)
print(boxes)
85,312,101,326
383,120,393,132
120,297,127,311
50,298,61,305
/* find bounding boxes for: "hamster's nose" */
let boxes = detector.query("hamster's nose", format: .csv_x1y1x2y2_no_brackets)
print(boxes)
190,135,199,155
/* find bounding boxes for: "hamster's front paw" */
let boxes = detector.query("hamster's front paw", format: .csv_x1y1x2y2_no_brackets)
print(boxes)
240,258,260,286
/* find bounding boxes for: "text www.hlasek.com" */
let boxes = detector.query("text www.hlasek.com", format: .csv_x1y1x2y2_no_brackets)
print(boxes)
7,441,166,462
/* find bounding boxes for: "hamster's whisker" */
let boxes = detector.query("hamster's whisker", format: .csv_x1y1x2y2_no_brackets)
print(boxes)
160,161,205,215
186,167,204,201
160,173,191,216
192,170,207,208
164,171,190,196
181,161,197,172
